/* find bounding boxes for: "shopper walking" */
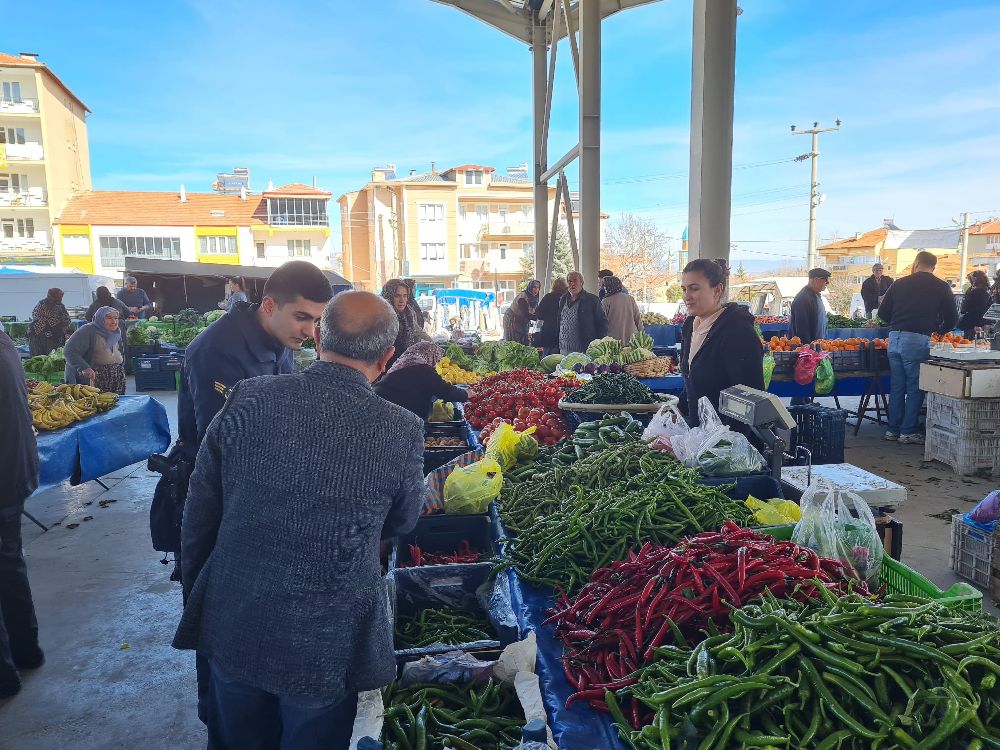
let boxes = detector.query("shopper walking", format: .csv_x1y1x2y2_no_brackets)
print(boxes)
174,291,423,750
860,263,893,318
27,288,71,356
558,271,608,355
63,307,127,394
85,286,129,322
0,329,43,699
601,276,642,344
218,278,248,312
788,269,831,344
878,251,958,444
374,340,468,419
117,276,153,319
958,270,992,337
532,277,567,356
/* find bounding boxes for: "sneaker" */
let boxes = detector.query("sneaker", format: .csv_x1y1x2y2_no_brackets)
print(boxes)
899,433,925,445
884,431,899,441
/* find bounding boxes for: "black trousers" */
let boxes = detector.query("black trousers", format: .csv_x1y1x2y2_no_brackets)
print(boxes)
0,503,39,676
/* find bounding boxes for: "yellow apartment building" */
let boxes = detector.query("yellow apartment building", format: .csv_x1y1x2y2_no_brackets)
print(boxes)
338,163,602,302
0,51,92,266
818,221,964,284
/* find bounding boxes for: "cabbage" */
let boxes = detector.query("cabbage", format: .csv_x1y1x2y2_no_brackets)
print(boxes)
586,337,623,365
629,330,654,351
541,353,563,373
203,310,226,324
560,352,591,371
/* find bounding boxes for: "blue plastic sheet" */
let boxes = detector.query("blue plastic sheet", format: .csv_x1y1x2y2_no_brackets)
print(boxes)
33,395,171,495
643,324,676,347
637,374,685,395
768,374,888,398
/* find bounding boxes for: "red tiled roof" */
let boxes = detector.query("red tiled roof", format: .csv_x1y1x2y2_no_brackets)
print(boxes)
448,165,496,173
818,228,888,250
55,191,265,227
969,219,1000,235
262,183,331,198
0,51,90,113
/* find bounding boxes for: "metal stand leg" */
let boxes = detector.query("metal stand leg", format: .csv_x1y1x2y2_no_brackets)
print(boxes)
22,510,48,532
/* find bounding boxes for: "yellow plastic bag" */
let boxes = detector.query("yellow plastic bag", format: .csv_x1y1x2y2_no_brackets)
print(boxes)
428,399,455,422
485,423,537,471
443,458,503,515
745,495,802,526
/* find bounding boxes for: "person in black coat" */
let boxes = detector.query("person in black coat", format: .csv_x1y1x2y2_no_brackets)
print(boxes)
860,263,893,317
958,270,992,337
679,259,765,435
788,268,831,343
374,341,468,419
558,271,609,354
532,277,568,355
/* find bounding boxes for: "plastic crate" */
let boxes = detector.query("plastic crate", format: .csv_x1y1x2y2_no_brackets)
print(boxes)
787,404,847,464
762,524,982,612
926,393,1000,438
132,356,160,372
769,350,799,375
868,346,890,372
134,368,177,391
950,514,994,588
925,426,1000,477
392,513,495,571
160,354,184,371
698,474,783,502
824,347,867,372
424,423,472,474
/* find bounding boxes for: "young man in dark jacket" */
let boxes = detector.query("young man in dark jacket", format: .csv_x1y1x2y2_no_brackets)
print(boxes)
788,268,831,343
0,330,43,698
860,263,893,317
558,271,609,354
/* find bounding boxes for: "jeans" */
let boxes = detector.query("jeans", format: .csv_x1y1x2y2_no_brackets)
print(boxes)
207,662,358,750
0,503,40,678
887,331,930,435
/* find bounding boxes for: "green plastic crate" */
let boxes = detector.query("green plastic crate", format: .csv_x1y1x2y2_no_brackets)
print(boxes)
759,524,983,613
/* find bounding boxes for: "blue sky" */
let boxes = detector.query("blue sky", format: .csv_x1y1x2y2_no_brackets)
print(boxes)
8,0,1000,269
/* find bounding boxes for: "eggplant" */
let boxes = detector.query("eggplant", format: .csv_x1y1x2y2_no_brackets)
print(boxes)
584,363,598,375
596,364,610,374
573,363,585,374
609,363,623,374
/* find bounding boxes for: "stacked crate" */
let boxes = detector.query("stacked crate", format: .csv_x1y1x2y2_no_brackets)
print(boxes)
924,392,1000,476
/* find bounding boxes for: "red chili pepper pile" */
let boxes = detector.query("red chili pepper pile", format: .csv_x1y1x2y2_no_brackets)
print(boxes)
465,369,577,431
545,521,870,713
401,540,483,567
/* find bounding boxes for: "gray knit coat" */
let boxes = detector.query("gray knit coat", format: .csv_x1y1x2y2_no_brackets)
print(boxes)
172,360,425,700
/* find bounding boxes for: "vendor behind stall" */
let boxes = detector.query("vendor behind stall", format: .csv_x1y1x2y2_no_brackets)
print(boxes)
86,286,129,323
679,259,764,430
64,306,126,394
958,270,991,337
117,277,153,319
374,341,468,419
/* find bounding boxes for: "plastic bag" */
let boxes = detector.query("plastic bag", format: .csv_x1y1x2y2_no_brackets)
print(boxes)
791,481,883,587
443,458,503,515
671,397,766,476
745,495,802,526
966,490,1000,532
428,399,455,422
762,352,776,389
641,399,689,442
485,423,537,471
814,355,834,395
794,348,822,385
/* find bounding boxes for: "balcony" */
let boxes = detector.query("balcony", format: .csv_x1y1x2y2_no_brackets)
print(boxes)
829,264,848,272
0,237,52,264
0,98,39,115
3,142,44,161
482,221,534,238
0,189,47,208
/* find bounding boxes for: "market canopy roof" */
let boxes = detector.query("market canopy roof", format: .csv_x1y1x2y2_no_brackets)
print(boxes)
122,257,351,288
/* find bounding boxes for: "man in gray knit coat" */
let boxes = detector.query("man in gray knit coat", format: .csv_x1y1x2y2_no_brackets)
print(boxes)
174,291,424,749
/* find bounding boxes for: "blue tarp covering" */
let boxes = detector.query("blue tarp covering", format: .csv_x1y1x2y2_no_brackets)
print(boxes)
639,373,888,399
432,288,497,306
34,395,171,495
643,324,676,347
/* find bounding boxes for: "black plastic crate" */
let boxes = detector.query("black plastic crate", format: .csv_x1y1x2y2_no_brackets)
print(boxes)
132,355,161,373
769,350,799,375
788,403,847,464
424,423,472,474
826,348,866,372
160,354,184,371
698,474,784,502
134,368,177,391
425,401,466,429
393,514,495,571
868,345,889,372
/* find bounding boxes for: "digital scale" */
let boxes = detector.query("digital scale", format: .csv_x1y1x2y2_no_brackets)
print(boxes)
718,385,801,479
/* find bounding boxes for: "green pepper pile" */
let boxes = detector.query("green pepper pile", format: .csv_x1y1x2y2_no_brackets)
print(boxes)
382,679,525,750
562,373,657,405
611,591,1000,749
394,608,496,650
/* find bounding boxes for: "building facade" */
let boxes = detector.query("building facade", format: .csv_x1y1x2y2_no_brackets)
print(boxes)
54,183,334,276
818,222,964,283
0,51,91,266
968,218,1000,275
339,163,603,302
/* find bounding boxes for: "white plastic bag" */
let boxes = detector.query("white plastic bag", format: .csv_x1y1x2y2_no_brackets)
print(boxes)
791,480,884,588
642,397,689,443
671,397,765,476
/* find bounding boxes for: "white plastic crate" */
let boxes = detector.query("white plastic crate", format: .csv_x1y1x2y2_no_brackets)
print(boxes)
925,426,1000,477
926,393,1000,438
950,514,995,588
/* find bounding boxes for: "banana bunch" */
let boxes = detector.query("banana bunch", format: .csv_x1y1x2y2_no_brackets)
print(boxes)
29,383,120,431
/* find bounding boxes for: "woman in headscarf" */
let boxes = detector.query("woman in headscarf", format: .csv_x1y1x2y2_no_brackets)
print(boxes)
27,288,72,356
381,278,428,369
502,279,540,345
959,270,992,337
373,341,468,419
86,286,129,322
600,276,642,343
63,306,127,394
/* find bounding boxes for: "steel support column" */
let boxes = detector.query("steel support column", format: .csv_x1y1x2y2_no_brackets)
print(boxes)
531,19,550,287
578,0,601,289
687,0,737,263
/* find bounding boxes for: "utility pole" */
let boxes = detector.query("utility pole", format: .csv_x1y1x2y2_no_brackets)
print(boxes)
791,120,840,269
958,211,970,283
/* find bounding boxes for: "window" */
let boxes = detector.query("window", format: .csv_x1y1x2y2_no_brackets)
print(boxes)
62,234,90,255
198,235,237,254
0,128,25,145
256,242,265,259
460,244,473,259
16,218,34,238
523,243,534,258
0,174,27,194
266,198,328,227
458,204,467,221
98,236,180,269
464,170,483,185
477,243,488,258
1,82,21,103
420,243,446,261
499,243,507,260
1,220,13,239
287,239,311,257
476,204,488,222
499,205,508,224
524,206,533,221
418,204,445,222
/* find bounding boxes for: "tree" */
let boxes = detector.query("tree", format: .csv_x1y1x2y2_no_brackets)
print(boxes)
734,262,748,283
601,213,674,304
520,224,575,286
826,274,857,316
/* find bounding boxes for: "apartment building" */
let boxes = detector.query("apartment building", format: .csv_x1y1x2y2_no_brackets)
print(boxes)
818,221,962,283
968,218,1000,274
53,182,334,275
339,163,604,301
0,51,91,265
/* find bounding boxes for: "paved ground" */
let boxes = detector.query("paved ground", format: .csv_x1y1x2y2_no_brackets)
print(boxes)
0,386,996,748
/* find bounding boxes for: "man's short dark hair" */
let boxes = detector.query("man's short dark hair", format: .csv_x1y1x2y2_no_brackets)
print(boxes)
598,269,613,279
913,250,937,270
263,261,334,306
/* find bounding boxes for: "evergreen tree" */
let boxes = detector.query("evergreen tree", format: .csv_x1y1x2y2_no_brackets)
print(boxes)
520,224,575,284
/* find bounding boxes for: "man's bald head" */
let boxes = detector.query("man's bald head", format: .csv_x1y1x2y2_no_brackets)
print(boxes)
320,291,399,364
